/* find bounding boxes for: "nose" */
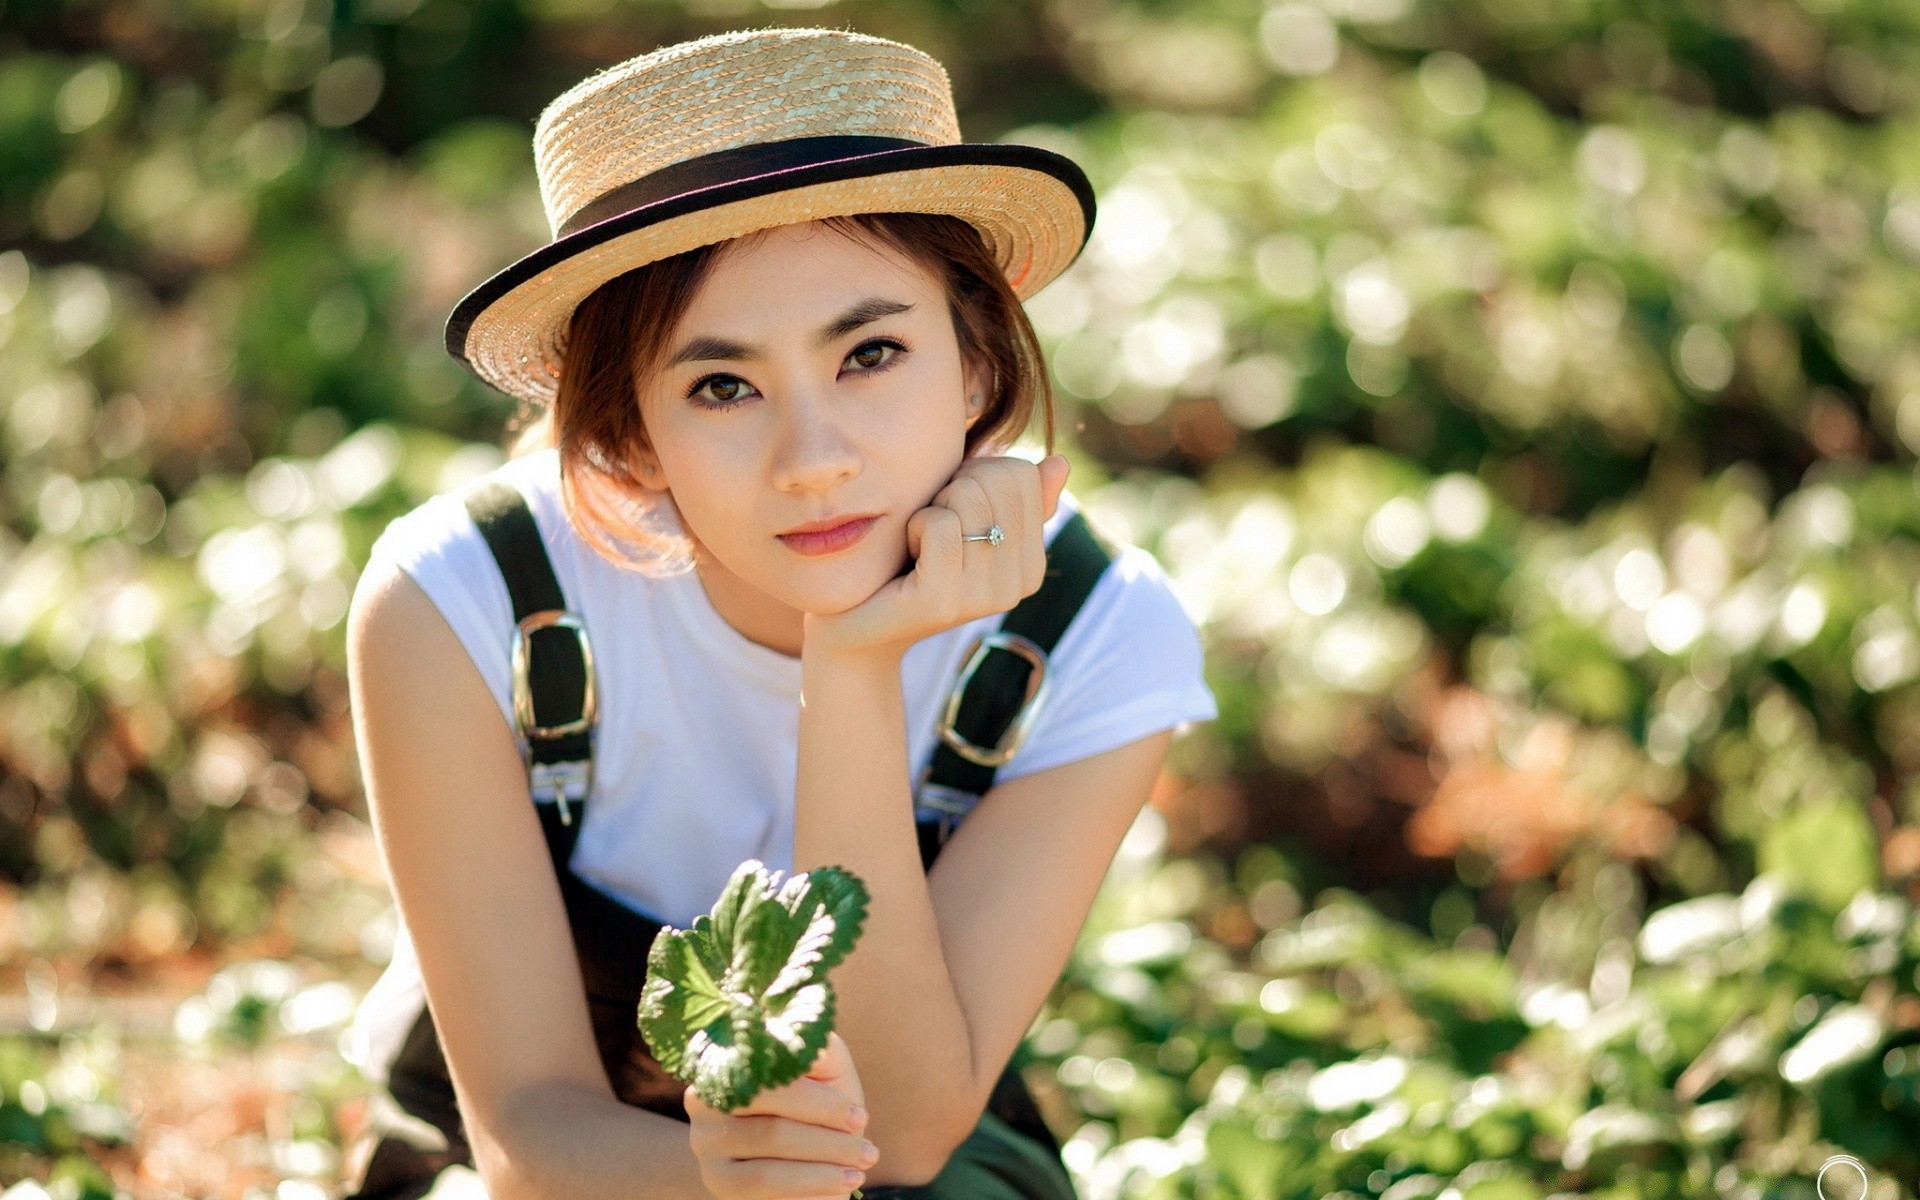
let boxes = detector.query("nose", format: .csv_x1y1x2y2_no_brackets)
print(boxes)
768,387,861,494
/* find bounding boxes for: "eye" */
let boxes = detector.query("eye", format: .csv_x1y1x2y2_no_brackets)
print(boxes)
687,373,758,409
844,338,906,373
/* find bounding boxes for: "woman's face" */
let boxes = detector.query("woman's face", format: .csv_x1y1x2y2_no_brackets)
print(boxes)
629,219,986,650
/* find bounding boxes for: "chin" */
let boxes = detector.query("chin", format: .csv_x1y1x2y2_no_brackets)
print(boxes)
775,550,899,615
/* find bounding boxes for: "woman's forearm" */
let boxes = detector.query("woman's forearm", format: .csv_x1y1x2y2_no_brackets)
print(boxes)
479,1079,710,1200
792,645,978,1181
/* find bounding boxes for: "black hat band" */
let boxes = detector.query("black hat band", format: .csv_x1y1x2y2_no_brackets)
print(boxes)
558,135,924,238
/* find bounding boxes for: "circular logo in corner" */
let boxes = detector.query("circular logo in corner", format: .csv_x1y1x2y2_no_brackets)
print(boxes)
1817,1155,1870,1200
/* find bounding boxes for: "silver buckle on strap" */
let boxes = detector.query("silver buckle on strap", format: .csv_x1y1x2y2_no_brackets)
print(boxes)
511,610,597,738
936,631,1051,768
529,760,592,827
914,772,981,845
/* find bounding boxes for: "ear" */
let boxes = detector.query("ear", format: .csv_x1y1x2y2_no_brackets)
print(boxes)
962,367,989,429
629,444,669,493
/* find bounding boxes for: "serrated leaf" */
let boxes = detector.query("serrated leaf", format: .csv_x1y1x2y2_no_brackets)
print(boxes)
744,885,820,995
791,867,870,976
752,981,834,1087
637,859,871,1112
761,869,867,1002
764,928,831,1004
708,859,769,957
686,1015,761,1112
637,930,731,1078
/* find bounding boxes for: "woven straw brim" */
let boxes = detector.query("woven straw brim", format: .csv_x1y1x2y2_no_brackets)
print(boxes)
447,143,1094,406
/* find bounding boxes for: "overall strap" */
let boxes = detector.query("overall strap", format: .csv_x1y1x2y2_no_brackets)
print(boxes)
463,478,595,862
915,508,1117,868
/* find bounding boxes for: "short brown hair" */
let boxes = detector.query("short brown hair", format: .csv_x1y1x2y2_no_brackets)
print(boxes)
504,213,1057,575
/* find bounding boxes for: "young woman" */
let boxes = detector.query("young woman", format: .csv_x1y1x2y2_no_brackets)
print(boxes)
341,27,1217,1200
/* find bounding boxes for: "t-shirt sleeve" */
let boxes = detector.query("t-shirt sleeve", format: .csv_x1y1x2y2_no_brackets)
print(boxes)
993,542,1217,784
364,492,519,736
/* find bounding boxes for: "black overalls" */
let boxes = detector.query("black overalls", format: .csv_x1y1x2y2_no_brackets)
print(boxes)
344,478,1115,1200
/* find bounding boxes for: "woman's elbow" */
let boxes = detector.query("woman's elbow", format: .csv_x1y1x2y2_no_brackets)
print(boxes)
466,1089,559,1200
870,1117,971,1188
472,1155,543,1200
869,1156,949,1190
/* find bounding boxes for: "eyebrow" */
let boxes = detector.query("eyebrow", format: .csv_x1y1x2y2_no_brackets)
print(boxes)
663,298,916,369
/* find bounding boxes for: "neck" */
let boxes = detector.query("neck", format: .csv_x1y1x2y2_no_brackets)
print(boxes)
692,553,806,660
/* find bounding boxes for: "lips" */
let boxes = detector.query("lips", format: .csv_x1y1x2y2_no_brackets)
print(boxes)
777,514,880,557
780,512,882,537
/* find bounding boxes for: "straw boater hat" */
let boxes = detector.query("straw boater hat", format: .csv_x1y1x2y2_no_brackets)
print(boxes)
446,27,1097,406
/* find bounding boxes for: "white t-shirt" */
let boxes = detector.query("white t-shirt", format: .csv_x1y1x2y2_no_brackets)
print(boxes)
342,447,1217,1084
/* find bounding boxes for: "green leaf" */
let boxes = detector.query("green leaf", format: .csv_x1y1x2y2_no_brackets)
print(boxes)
706,859,766,962
637,859,871,1112
733,883,802,998
684,1011,763,1112
639,931,730,1079
750,980,836,1090
792,866,871,975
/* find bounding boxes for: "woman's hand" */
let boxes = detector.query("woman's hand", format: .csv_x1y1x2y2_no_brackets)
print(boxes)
685,1031,877,1200
805,453,1071,662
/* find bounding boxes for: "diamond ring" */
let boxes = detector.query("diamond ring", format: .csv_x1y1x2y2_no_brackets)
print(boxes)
962,523,1005,545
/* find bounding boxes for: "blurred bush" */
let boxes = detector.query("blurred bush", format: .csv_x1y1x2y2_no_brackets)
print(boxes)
1029,814,1920,1196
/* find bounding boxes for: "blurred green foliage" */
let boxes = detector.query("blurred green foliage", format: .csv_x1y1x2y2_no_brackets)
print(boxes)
0,1033,125,1196
1024,813,1920,1197
5,0,1920,1193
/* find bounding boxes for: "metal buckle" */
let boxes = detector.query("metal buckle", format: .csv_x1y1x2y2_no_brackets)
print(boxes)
511,610,597,738
915,770,982,847
511,610,597,827
937,631,1050,768
530,760,592,828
